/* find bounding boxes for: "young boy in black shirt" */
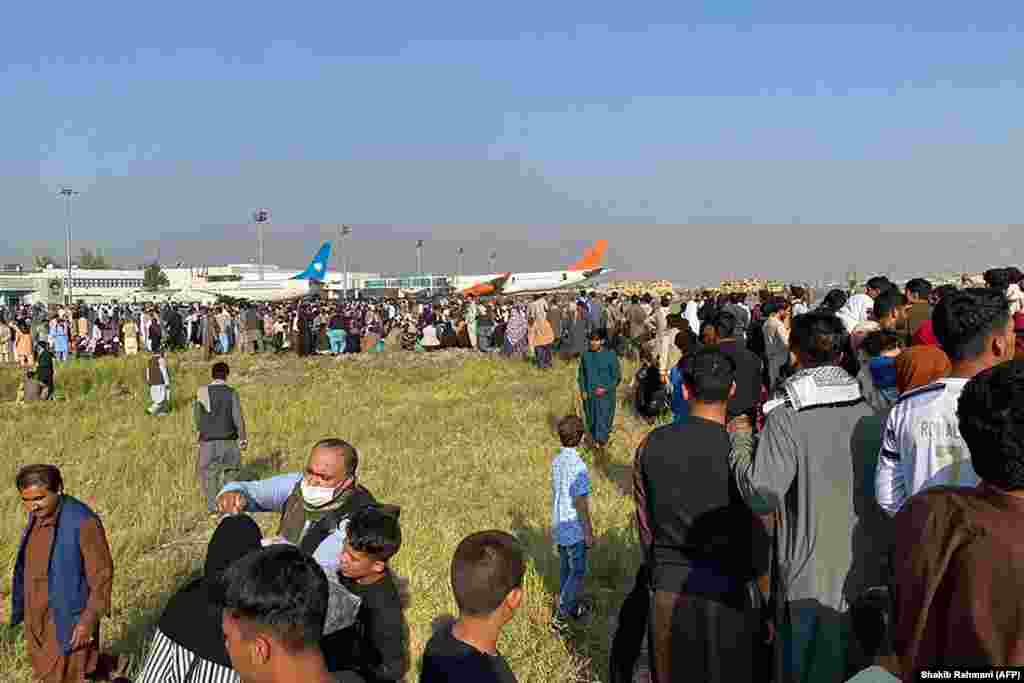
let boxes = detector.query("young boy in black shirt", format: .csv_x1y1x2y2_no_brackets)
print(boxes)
325,506,407,683
420,530,524,683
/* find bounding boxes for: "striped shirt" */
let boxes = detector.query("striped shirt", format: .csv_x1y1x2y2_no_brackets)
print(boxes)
135,628,238,683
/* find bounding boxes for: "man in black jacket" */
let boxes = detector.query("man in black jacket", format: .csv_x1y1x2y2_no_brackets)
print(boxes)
35,343,55,400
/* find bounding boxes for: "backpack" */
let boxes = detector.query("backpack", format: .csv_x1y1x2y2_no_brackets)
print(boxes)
634,365,668,419
746,320,766,356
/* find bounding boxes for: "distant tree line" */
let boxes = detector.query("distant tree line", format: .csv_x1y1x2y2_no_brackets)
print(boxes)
33,248,111,270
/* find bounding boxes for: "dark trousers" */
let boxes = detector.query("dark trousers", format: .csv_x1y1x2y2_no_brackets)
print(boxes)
649,588,762,683
609,565,650,683
535,344,553,368
333,673,367,683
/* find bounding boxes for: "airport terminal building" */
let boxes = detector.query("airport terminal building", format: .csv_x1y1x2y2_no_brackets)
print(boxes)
0,263,381,306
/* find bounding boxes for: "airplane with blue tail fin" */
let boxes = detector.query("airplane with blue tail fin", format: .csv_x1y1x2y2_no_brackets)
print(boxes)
291,242,332,281
179,242,334,303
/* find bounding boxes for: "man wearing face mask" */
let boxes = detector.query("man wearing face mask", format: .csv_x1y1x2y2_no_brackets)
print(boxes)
215,438,376,575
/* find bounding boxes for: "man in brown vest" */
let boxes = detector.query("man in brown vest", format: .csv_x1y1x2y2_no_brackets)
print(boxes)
145,350,171,415
214,438,375,575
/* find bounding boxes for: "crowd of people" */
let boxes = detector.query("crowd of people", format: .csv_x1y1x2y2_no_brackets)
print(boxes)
9,264,1024,683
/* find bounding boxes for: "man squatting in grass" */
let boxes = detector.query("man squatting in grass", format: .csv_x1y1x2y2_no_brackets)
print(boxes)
216,438,377,575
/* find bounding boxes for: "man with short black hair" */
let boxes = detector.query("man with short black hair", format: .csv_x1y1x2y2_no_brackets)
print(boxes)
421,530,524,682
892,361,1024,672
12,464,114,683
708,309,763,425
634,348,770,682
723,292,751,344
876,288,1015,516
218,545,335,683
217,439,376,574
903,278,933,343
871,290,907,332
327,506,407,682
195,361,247,513
733,312,874,683
865,276,892,300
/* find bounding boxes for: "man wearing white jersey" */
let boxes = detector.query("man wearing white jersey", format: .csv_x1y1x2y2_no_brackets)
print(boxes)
876,288,1015,517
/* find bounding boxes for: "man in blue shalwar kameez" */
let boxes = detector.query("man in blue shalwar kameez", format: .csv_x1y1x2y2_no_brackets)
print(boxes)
578,330,622,450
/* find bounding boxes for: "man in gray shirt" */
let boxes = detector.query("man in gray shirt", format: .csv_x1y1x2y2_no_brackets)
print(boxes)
732,312,873,683
194,361,247,513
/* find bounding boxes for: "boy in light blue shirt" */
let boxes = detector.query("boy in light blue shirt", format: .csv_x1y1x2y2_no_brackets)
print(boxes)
551,415,594,629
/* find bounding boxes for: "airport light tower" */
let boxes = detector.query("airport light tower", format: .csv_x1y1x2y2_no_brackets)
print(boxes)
253,209,270,281
338,225,352,298
58,187,79,305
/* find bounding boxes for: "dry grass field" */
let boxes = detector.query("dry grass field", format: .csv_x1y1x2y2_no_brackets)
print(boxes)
0,348,658,682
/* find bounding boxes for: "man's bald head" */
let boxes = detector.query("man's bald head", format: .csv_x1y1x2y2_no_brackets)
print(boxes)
305,439,359,489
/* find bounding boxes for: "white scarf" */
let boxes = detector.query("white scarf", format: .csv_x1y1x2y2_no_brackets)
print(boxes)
764,365,862,415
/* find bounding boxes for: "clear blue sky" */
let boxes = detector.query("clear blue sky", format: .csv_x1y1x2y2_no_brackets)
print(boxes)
2,1,1022,280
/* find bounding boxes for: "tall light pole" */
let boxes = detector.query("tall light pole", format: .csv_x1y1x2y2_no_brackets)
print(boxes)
416,240,424,277
253,209,270,280
457,247,464,281
58,188,79,305
338,224,352,298
489,250,496,273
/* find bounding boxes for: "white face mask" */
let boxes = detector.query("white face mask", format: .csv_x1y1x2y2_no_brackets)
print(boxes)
301,481,340,508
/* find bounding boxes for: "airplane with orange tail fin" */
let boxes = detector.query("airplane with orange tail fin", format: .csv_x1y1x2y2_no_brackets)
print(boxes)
459,240,613,297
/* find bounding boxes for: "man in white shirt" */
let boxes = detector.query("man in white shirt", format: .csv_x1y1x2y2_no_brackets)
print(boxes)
876,288,1015,516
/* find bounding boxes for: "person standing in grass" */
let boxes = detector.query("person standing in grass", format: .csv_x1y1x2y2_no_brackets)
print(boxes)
195,361,248,513
145,349,171,416
11,464,114,683
529,313,555,369
122,317,139,356
550,416,594,631
36,342,55,400
420,531,523,683
578,330,621,450
16,320,34,367
0,313,13,364
634,348,770,683
464,296,478,351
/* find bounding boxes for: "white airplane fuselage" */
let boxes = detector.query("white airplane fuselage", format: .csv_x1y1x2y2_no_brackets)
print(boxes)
500,268,612,294
189,276,322,302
